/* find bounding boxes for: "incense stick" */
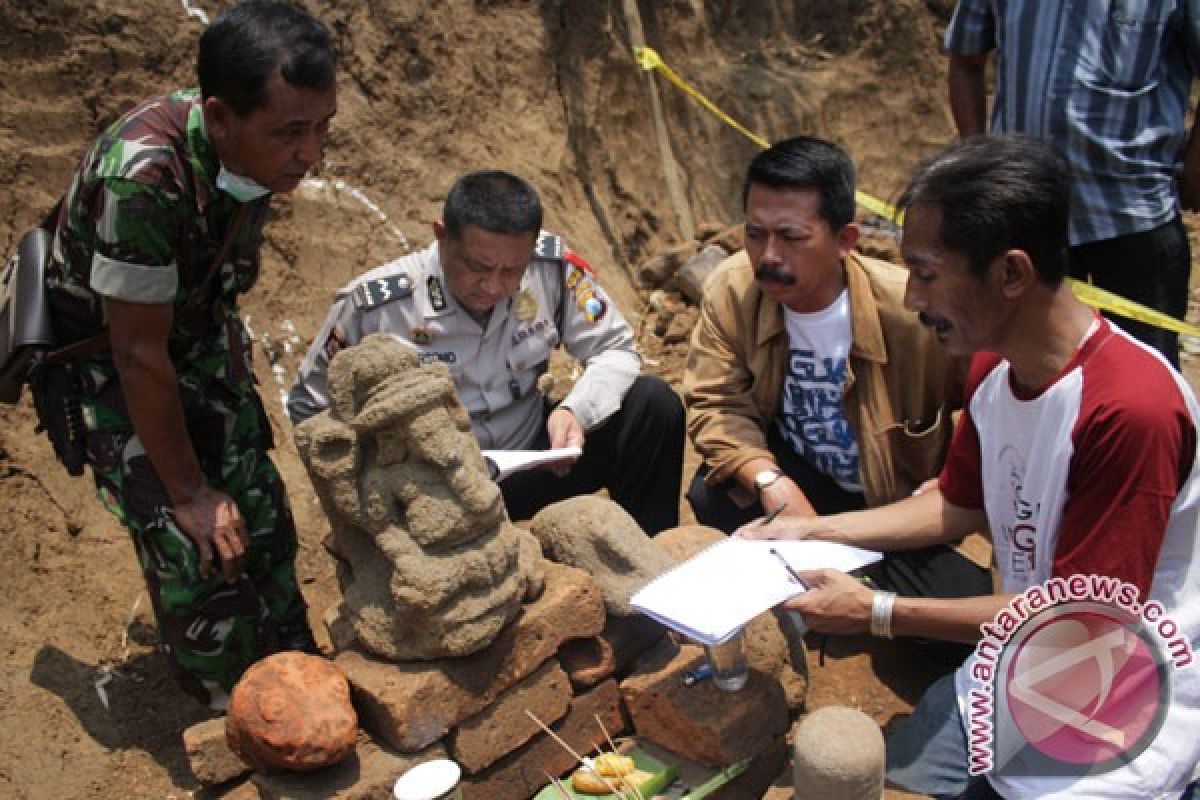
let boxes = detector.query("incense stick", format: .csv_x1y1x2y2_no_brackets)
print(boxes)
525,709,623,796
593,714,645,800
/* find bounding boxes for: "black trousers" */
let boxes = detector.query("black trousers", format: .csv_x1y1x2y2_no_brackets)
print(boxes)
500,375,685,535
1069,214,1190,369
687,425,992,602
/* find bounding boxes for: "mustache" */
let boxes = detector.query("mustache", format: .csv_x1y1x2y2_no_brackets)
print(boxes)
754,265,796,285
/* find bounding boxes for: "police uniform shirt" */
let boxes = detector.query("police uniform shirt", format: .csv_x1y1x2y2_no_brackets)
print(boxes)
287,232,641,451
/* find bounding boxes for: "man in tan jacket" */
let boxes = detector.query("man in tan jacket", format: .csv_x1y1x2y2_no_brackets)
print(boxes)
684,135,990,601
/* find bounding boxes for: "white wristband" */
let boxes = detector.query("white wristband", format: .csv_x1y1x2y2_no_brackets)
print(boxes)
870,590,897,639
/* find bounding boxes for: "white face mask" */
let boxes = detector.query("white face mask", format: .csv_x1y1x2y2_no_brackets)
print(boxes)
216,165,272,203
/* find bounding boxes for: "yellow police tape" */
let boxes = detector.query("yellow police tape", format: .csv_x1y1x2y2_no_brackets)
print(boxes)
633,45,1200,338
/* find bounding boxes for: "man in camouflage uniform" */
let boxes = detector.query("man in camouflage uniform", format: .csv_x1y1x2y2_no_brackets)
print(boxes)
37,0,338,709
289,170,686,535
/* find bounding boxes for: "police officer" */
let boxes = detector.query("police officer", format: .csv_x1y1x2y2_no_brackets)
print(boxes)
289,170,685,535
37,1,336,709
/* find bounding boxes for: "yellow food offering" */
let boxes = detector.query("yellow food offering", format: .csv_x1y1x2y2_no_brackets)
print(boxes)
594,754,635,777
570,756,652,796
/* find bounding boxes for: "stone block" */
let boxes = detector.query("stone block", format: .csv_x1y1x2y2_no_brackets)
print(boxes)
706,223,744,255
530,496,675,617
182,717,250,787
449,659,572,774
220,780,262,799
676,245,731,305
559,615,666,690
252,735,445,800
461,681,625,800
662,308,698,345
337,561,604,752
637,242,698,287
620,643,788,767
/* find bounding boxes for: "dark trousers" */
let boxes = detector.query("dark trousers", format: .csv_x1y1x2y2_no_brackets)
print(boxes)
1069,214,1190,369
687,425,992,602
500,375,685,535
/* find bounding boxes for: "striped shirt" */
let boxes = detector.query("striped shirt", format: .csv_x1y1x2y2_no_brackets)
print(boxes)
945,1,1200,245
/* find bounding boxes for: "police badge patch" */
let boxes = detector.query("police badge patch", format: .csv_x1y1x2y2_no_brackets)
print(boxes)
427,276,447,311
514,288,538,321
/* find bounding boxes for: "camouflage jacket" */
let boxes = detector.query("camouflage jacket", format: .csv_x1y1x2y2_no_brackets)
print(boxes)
45,89,269,429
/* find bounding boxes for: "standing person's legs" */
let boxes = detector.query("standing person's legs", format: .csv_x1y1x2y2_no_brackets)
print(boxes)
501,376,685,535
1068,215,1189,368
84,396,311,709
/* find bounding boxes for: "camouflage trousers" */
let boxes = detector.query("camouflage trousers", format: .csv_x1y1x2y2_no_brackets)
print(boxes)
84,390,310,709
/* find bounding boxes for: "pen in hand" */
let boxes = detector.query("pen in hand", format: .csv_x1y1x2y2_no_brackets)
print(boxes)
762,500,788,525
769,546,809,590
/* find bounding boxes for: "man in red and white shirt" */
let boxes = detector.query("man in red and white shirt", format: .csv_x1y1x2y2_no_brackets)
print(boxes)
744,135,1199,799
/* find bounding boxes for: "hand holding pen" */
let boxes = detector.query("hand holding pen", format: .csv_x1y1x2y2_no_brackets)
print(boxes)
769,546,808,590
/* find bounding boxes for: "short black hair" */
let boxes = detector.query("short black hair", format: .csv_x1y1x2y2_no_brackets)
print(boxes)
742,136,857,230
898,134,1070,286
442,171,543,239
198,0,336,117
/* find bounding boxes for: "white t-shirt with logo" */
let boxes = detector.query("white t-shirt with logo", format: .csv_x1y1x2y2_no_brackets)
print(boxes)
942,319,1200,798
775,288,862,493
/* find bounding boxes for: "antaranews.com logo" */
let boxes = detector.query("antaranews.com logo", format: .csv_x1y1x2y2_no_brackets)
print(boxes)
966,575,1193,778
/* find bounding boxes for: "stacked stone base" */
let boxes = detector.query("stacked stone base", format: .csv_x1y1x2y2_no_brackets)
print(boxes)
186,559,806,799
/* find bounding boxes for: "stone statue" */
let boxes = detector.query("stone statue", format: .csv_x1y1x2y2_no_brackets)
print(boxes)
295,334,543,661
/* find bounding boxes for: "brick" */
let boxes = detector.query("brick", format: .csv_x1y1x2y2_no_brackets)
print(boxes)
559,615,665,689
252,735,445,800
448,659,572,774
460,680,625,800
182,717,251,787
337,561,604,752
620,642,788,767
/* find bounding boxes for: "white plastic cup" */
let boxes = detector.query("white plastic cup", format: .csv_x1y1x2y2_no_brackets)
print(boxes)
704,629,749,691
393,758,463,800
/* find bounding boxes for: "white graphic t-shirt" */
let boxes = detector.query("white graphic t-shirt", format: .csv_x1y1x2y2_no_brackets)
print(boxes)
775,289,862,493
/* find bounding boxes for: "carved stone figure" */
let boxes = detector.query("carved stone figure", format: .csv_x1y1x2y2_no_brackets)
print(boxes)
295,334,543,661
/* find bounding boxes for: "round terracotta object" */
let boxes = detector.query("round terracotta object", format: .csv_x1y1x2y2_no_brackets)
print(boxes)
226,652,358,772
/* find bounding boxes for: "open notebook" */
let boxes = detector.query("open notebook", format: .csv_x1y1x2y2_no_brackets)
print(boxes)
630,537,882,645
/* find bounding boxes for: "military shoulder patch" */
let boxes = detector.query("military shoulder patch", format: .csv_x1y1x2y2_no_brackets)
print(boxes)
352,273,414,310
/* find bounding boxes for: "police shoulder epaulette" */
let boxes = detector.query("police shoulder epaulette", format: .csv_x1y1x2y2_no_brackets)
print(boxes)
352,272,414,310
534,231,565,261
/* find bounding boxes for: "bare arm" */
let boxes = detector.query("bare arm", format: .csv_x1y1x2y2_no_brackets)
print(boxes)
781,569,1009,644
740,483,988,552
106,296,247,581
947,53,989,137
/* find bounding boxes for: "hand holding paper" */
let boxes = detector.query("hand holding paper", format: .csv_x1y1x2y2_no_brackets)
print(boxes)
779,568,877,636
481,447,583,481
630,537,881,645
